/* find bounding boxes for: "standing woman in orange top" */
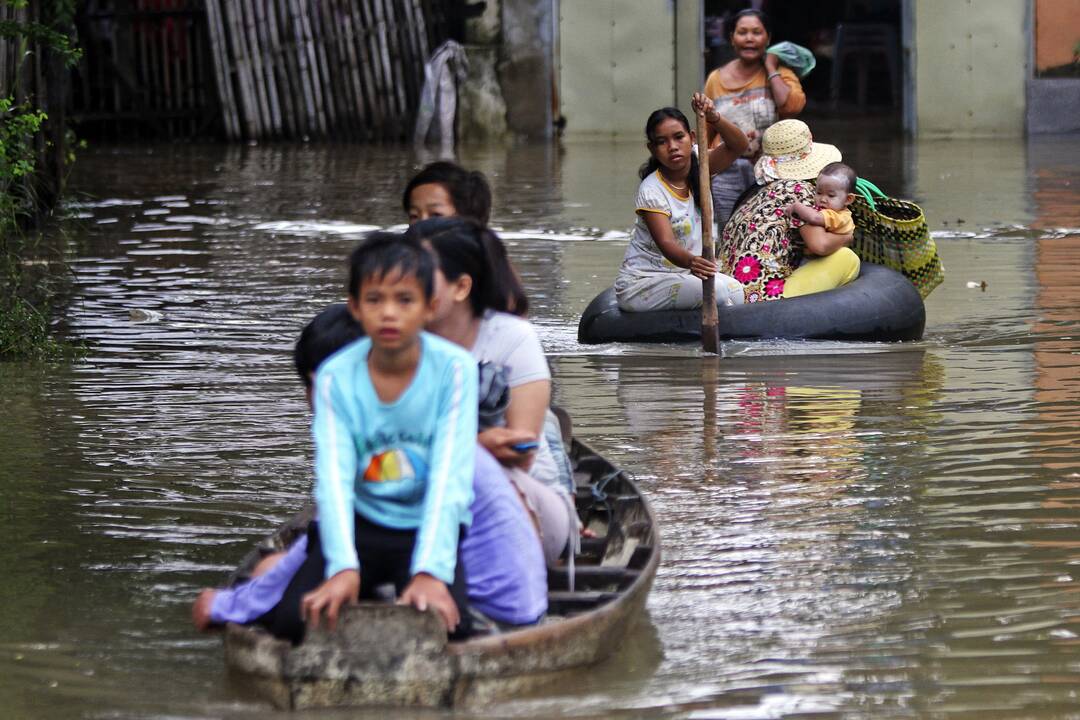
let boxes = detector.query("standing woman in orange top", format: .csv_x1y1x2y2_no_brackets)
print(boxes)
704,9,806,227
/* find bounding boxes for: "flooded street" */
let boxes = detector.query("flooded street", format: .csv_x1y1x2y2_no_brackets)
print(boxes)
2,132,1079,718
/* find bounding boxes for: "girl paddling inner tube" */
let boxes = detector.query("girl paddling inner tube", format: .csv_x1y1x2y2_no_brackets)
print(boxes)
583,116,926,345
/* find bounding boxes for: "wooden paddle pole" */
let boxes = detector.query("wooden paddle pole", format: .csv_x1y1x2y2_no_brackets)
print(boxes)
697,111,720,355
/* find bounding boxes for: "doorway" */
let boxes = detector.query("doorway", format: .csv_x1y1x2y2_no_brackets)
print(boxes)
703,0,907,135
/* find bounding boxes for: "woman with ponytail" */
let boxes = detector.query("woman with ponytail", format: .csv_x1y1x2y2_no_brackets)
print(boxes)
614,93,748,312
412,218,552,481
409,217,576,565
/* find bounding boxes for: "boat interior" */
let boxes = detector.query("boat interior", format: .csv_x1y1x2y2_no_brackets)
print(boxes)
544,440,657,617
228,438,658,623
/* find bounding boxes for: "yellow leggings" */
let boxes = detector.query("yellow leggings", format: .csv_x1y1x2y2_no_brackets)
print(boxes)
782,247,861,299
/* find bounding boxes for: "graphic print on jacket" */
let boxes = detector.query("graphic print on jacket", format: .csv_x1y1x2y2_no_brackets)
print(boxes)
362,447,425,488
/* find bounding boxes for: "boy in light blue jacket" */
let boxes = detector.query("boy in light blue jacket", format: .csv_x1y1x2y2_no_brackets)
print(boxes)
268,232,477,642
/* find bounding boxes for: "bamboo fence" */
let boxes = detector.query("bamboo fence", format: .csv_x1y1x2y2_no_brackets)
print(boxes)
72,0,216,139
204,0,436,141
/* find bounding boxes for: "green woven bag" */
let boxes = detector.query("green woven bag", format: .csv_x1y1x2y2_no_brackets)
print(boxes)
851,179,944,299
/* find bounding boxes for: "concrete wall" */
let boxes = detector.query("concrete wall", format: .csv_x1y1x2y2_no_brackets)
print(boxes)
557,0,701,139
913,0,1028,136
457,46,509,142
557,0,676,137
674,0,704,121
502,0,555,138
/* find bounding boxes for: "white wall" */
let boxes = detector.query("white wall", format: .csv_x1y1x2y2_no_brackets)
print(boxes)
913,0,1028,136
558,0,685,138
675,0,704,122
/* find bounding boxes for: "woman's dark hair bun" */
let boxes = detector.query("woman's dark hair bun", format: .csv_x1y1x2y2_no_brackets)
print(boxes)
729,8,772,38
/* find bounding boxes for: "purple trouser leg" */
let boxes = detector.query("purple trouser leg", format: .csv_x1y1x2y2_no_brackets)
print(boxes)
209,534,308,624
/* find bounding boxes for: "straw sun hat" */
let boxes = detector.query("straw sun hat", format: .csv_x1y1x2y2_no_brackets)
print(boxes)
753,119,841,182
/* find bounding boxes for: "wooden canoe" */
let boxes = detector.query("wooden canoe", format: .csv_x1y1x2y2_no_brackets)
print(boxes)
221,437,660,710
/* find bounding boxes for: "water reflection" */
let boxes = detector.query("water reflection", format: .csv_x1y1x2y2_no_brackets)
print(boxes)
0,134,1078,717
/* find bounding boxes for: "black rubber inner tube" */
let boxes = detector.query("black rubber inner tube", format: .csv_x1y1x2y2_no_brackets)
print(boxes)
577,262,926,344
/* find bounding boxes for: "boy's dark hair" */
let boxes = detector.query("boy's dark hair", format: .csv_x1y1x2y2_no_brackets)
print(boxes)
402,161,493,225
407,217,529,317
294,304,363,389
819,162,857,193
347,231,435,300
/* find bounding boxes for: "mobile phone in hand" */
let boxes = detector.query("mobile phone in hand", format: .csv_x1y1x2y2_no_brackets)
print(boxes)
510,440,539,454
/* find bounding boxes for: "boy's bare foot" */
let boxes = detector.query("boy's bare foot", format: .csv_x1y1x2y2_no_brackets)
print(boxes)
192,589,217,632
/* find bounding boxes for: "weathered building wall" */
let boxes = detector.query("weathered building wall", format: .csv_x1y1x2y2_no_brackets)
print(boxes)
913,0,1028,136
1027,0,1080,134
556,0,701,139
463,0,1075,141
501,0,554,138
459,0,550,141
459,0,507,141
558,0,674,137
674,0,705,126
457,46,509,142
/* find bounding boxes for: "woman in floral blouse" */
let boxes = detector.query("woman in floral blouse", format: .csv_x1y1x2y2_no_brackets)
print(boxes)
719,119,861,303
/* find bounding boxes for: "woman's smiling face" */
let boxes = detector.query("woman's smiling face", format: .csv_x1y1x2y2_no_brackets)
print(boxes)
731,15,769,63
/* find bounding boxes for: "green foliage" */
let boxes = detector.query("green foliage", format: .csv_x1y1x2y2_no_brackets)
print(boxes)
0,96,48,229
0,293,68,360
0,19,81,65
0,231,82,361
1,104,47,178
1,0,82,360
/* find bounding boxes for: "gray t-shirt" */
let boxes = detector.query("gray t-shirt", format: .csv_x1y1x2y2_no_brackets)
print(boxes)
618,169,702,279
469,310,559,486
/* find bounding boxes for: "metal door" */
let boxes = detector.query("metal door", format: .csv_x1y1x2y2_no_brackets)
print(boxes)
557,0,676,137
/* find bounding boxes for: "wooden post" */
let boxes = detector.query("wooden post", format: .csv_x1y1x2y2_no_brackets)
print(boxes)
275,0,307,136
306,0,337,134
291,0,326,136
204,0,241,139
239,0,272,136
265,0,298,136
382,0,409,127
370,0,402,124
697,111,720,355
357,0,390,138
223,0,261,138
337,1,370,138
319,0,353,138
251,0,283,136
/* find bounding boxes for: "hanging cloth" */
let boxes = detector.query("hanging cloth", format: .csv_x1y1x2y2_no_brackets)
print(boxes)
413,40,469,146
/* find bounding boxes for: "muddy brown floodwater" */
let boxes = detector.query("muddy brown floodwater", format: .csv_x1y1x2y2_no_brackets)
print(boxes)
1,132,1079,719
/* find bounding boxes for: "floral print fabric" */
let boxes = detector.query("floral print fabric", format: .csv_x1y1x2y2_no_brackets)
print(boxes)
719,179,814,303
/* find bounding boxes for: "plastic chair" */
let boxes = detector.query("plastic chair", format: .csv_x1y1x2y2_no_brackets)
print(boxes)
830,23,900,108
